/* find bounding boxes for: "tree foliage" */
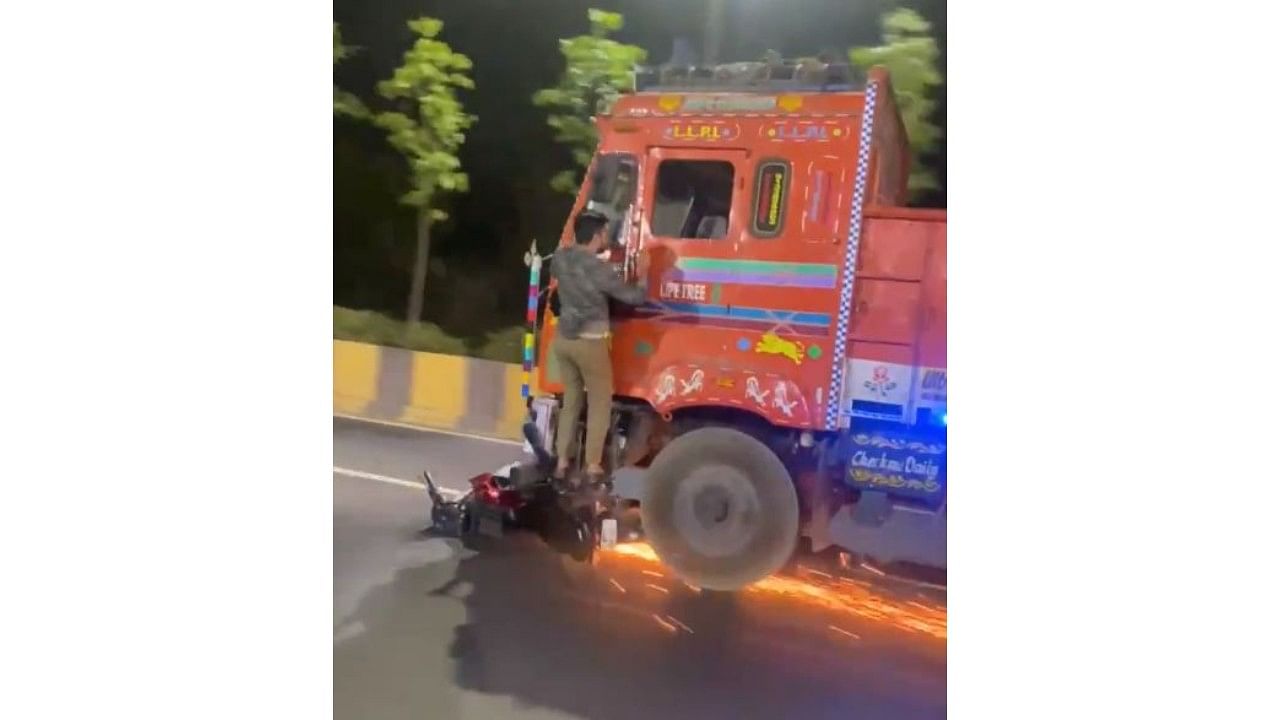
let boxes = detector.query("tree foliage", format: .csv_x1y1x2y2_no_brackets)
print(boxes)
374,18,476,218
333,23,369,120
850,8,943,195
533,9,647,194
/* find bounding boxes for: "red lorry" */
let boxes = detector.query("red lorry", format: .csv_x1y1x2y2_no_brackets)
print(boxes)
443,61,946,591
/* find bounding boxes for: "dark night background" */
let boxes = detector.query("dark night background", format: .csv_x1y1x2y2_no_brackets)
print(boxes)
334,0,945,337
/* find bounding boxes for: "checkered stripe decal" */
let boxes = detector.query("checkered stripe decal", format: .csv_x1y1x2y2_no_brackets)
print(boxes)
824,81,878,430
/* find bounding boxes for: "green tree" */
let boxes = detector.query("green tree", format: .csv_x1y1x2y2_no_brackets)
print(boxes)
850,7,943,195
533,9,647,195
333,24,368,120
374,18,476,324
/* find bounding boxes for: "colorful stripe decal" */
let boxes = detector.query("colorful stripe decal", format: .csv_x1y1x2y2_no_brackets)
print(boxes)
658,301,830,326
674,271,833,288
678,258,837,275
651,314,830,337
825,81,878,429
625,300,831,335
674,258,837,289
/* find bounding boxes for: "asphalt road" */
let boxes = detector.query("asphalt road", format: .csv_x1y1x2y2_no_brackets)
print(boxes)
334,416,946,720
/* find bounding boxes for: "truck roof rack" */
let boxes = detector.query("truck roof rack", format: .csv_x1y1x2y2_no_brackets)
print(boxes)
633,60,865,94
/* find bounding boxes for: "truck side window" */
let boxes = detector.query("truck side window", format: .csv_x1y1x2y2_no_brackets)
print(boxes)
651,160,734,239
751,160,789,238
585,153,638,249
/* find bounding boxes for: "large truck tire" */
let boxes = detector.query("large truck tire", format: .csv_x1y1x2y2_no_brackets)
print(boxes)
641,427,799,591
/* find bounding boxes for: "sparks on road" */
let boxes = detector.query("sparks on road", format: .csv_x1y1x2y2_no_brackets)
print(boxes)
652,614,679,634
598,542,947,640
828,625,861,640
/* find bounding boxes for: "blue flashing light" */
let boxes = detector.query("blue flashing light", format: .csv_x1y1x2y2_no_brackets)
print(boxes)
940,411,948,427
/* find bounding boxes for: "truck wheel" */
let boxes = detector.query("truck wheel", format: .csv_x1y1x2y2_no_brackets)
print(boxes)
641,427,799,591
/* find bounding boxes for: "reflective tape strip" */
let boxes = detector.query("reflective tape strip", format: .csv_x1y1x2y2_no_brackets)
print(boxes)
825,81,879,430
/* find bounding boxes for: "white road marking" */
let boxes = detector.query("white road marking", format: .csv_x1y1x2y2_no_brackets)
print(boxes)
333,620,366,645
333,466,466,500
333,413,525,447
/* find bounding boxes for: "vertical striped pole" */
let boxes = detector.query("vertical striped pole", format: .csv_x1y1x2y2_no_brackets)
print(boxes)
522,239,542,400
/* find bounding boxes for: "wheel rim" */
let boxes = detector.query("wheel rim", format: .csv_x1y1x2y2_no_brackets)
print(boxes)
671,464,761,558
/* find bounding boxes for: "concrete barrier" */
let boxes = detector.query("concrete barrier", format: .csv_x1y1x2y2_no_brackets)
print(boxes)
333,340,528,440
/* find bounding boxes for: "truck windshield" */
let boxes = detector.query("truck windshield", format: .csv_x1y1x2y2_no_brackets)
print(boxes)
585,153,637,248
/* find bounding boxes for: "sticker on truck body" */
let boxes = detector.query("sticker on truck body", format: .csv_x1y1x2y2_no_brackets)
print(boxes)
844,359,947,409
844,431,946,499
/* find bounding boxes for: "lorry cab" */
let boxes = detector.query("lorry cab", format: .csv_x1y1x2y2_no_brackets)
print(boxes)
540,63,945,437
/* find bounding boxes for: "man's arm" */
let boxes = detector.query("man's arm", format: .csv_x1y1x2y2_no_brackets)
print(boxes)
589,257,647,306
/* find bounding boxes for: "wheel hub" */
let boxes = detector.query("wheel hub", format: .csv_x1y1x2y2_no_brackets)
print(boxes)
672,464,760,558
